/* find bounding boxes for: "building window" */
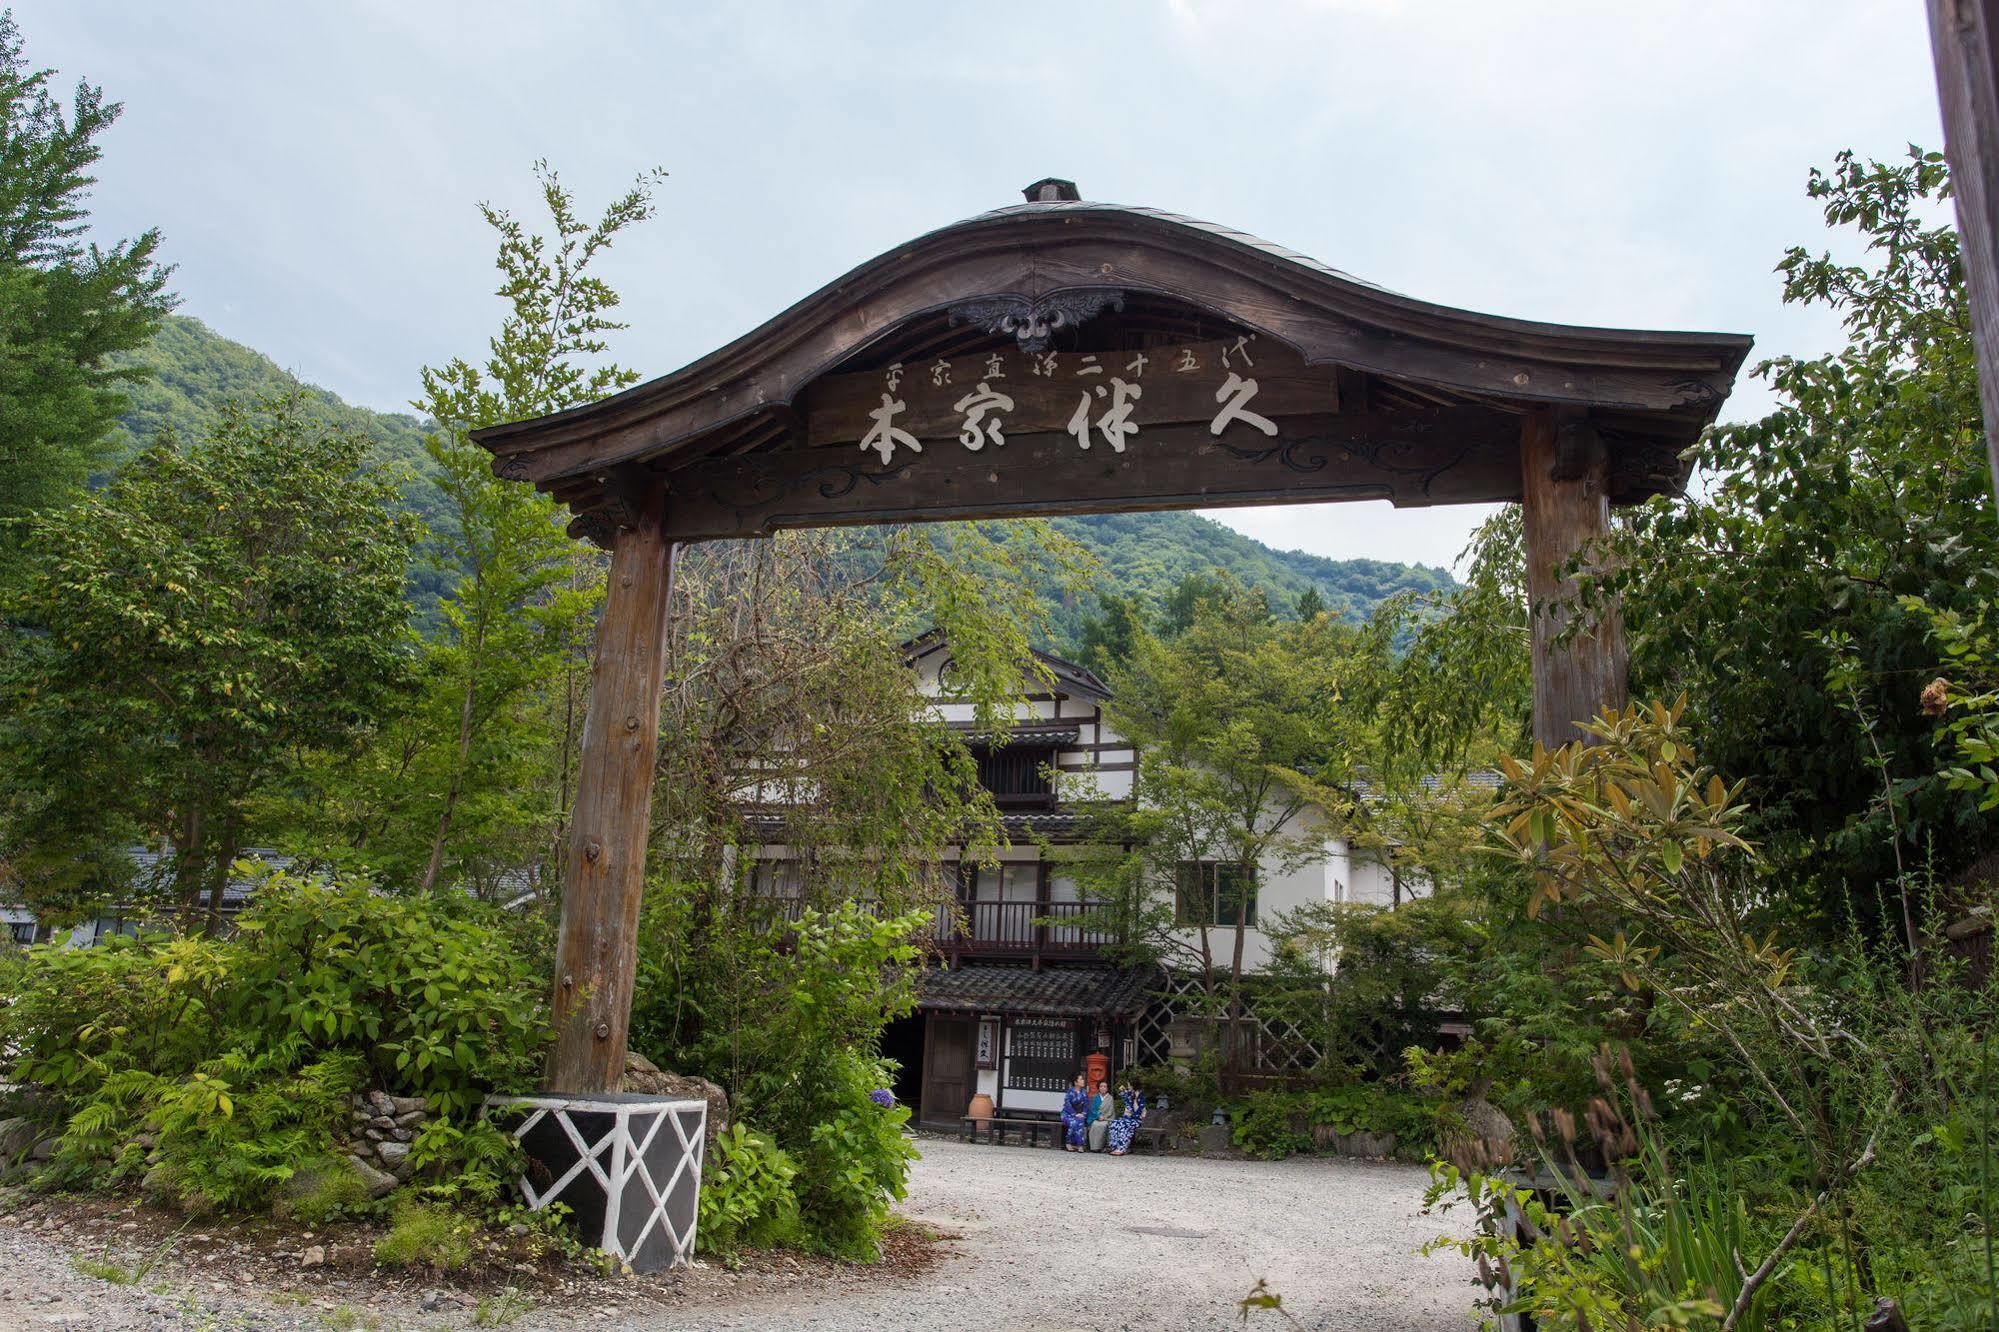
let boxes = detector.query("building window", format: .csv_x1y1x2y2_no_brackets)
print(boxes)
7,921,35,946
1175,861,1258,927
975,744,1053,805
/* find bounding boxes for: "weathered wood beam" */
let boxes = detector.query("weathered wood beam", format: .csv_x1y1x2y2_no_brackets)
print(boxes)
1521,409,1628,749
545,483,674,1094
1928,0,1999,501
658,408,1524,542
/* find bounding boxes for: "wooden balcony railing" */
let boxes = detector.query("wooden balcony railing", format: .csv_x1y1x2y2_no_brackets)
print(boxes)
933,898,1115,958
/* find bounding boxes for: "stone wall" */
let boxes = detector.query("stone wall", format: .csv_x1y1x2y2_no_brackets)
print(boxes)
338,1090,432,1199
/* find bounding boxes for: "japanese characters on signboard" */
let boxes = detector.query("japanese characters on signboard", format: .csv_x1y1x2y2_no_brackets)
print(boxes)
851,334,1283,466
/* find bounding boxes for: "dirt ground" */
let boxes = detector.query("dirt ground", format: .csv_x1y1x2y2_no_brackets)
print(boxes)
0,1138,1478,1331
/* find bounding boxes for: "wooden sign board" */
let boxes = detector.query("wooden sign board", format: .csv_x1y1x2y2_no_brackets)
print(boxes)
656,336,1524,541
802,335,1336,453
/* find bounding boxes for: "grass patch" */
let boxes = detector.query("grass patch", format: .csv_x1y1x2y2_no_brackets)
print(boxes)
70,1254,135,1283
471,1287,533,1326
372,1199,474,1272
321,1304,378,1331
275,1160,375,1226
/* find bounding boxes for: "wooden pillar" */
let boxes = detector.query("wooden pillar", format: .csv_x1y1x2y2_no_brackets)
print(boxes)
545,488,675,1094
1928,0,1999,502
1520,409,1628,750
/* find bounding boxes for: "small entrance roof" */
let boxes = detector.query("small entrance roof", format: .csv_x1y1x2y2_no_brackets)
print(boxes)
920,963,1158,1018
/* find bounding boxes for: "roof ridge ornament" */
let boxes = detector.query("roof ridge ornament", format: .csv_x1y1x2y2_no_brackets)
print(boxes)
1022,177,1079,202
947,287,1125,353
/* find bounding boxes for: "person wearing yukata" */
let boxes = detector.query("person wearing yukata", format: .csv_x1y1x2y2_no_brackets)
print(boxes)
1060,1072,1090,1152
1086,1079,1116,1152
1106,1082,1146,1156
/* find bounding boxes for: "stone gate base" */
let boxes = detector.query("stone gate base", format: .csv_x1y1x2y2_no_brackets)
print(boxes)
486,1093,706,1273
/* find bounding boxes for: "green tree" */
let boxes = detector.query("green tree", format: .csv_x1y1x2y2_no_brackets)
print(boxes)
1070,582,1386,1081
0,12,173,567
0,398,419,926
405,162,663,893
1295,584,1328,621
1588,147,1996,935
271,164,661,895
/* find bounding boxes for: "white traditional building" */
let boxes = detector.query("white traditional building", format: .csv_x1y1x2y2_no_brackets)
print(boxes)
746,632,1430,1128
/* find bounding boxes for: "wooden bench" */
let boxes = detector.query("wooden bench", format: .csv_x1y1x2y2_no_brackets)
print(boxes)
959,1117,1173,1154
959,1115,1064,1148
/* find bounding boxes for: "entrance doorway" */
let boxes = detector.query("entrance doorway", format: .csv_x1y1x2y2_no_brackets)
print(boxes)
880,1013,925,1114
920,1016,975,1128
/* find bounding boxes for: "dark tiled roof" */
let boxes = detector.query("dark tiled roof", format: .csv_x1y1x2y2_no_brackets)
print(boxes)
919,962,1158,1017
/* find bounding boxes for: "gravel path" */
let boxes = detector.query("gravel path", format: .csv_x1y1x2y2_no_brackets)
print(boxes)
0,1140,1477,1331
729,1138,1480,1332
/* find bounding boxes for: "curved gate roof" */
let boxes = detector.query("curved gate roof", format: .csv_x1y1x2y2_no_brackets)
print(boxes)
474,183,1752,544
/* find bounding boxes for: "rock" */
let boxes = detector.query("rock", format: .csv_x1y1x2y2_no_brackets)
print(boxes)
377,1140,412,1181
369,1115,396,1132
387,1095,428,1117
366,1090,396,1118
392,1110,426,1128
300,1244,326,1269
0,1117,37,1162
363,1128,385,1142
1197,1124,1232,1155
27,1138,57,1162
1442,1096,1517,1172
420,1289,444,1313
389,1128,412,1143
621,1051,730,1143
1332,1130,1397,1159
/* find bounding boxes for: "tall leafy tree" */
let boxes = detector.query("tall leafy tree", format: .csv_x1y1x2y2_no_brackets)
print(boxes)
1590,148,1996,934
0,11,173,566
1070,579,1386,1081
405,163,667,894
277,164,662,895
0,398,418,926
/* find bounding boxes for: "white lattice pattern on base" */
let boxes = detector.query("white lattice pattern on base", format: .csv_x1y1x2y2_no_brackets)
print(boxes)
486,1094,706,1273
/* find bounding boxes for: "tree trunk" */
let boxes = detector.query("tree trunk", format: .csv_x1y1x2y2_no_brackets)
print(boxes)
545,488,676,1094
1927,0,1999,502
203,815,240,937
420,635,482,895
1520,410,1628,749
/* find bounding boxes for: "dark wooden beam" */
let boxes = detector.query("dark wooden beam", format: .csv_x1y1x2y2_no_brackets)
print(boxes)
545,483,674,1094
1521,410,1628,749
658,407,1523,542
1928,0,1999,499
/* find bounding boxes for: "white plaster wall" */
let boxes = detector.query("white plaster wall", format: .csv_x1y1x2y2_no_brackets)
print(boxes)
1346,851,1429,906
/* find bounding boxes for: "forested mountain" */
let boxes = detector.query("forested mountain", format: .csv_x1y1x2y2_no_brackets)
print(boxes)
112,316,1452,644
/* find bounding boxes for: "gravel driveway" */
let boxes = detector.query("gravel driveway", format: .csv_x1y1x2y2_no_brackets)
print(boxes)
1,1139,1477,1331
742,1137,1479,1332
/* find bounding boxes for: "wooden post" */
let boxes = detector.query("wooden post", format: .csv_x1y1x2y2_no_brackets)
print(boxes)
1928,0,1999,502
545,486,675,1094
1520,409,1628,750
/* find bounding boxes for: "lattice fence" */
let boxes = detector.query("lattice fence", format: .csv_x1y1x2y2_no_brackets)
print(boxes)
1132,969,1326,1075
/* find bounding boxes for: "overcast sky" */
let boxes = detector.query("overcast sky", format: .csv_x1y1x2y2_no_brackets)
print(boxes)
19,1,1947,570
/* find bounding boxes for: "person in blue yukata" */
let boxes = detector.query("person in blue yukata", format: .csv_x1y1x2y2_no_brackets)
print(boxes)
1106,1081,1146,1156
1060,1072,1090,1152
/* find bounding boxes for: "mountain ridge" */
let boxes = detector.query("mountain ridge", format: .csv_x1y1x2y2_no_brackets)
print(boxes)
113,315,1453,646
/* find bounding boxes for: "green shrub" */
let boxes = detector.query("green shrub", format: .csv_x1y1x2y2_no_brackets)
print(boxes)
227,873,548,1118
697,1123,800,1257
1228,1091,1312,1160
637,899,922,1261
0,871,548,1215
273,1157,376,1225
373,1199,475,1271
